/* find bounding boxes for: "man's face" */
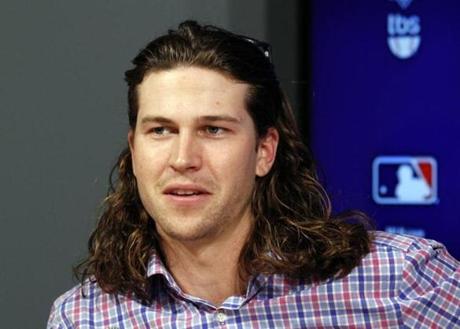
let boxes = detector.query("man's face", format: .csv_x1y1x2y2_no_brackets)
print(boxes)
129,66,278,245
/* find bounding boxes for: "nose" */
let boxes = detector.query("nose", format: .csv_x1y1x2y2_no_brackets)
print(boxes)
168,131,202,172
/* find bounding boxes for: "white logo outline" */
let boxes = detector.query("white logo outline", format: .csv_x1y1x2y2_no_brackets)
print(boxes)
372,155,438,205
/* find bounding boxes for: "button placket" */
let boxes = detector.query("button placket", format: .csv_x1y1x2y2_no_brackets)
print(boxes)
216,310,227,324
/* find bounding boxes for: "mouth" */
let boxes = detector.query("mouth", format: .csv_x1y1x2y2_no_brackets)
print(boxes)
166,190,205,196
163,184,211,198
163,184,211,206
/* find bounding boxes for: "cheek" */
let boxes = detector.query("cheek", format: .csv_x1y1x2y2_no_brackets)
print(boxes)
209,142,258,181
132,141,170,177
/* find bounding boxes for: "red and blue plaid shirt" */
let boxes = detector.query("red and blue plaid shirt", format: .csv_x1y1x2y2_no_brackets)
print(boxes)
48,231,460,328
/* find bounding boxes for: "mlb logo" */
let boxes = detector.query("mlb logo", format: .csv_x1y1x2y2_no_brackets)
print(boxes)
372,156,438,205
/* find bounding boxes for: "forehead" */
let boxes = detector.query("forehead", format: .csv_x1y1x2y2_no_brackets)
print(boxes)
137,66,251,120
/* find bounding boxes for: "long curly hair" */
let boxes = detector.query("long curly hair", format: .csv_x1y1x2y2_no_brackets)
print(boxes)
75,21,372,303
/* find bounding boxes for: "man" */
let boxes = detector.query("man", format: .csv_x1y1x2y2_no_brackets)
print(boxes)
48,21,459,328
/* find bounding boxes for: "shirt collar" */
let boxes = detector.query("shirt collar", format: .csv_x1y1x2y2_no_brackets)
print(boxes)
145,249,299,308
146,250,182,295
146,249,169,278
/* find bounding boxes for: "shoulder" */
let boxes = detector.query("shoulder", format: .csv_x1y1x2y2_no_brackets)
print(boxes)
370,230,447,254
362,230,459,278
363,231,460,327
47,280,112,328
367,230,459,273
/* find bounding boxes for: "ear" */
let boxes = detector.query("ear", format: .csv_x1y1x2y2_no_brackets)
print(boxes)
255,128,279,177
128,129,137,177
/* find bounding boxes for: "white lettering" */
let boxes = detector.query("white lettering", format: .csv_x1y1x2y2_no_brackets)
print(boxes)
387,14,421,36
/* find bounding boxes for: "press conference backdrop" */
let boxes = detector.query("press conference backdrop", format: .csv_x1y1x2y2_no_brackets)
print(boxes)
309,0,460,258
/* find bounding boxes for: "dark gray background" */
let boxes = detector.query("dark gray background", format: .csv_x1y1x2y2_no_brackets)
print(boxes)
0,1,301,327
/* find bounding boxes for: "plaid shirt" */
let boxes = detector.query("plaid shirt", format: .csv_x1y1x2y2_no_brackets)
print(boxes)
48,231,460,328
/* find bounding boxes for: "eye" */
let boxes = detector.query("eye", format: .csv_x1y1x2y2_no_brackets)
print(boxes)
150,126,172,136
205,126,224,135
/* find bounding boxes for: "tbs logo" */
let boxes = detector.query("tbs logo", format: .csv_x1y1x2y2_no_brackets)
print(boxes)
387,13,421,59
372,156,437,205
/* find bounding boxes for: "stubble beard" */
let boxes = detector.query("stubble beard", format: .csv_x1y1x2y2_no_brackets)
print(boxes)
151,191,253,243
142,174,253,245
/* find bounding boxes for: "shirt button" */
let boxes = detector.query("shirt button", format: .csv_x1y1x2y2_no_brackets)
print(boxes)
216,310,227,323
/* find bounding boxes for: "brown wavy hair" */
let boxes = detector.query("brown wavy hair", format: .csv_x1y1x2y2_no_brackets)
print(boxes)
75,21,372,303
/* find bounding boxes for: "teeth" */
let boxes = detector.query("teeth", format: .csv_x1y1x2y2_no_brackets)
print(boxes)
172,190,199,196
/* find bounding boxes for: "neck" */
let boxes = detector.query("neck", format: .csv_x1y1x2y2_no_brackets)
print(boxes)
159,213,253,306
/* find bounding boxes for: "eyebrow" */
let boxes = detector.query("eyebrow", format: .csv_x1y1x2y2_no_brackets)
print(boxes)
198,115,242,124
140,116,174,125
140,115,242,125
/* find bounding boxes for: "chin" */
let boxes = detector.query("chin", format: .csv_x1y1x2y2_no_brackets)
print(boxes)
156,217,219,242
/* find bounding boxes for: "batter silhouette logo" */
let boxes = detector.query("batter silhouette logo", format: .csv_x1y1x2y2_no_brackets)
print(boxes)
372,156,438,205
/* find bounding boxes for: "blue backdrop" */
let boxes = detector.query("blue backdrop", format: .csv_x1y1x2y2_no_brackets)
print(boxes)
310,0,460,258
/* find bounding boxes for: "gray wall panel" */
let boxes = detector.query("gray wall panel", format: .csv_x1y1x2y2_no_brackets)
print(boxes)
0,1,297,327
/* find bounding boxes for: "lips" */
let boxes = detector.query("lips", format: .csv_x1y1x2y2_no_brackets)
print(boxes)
163,184,211,197
168,190,201,196
163,184,211,206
